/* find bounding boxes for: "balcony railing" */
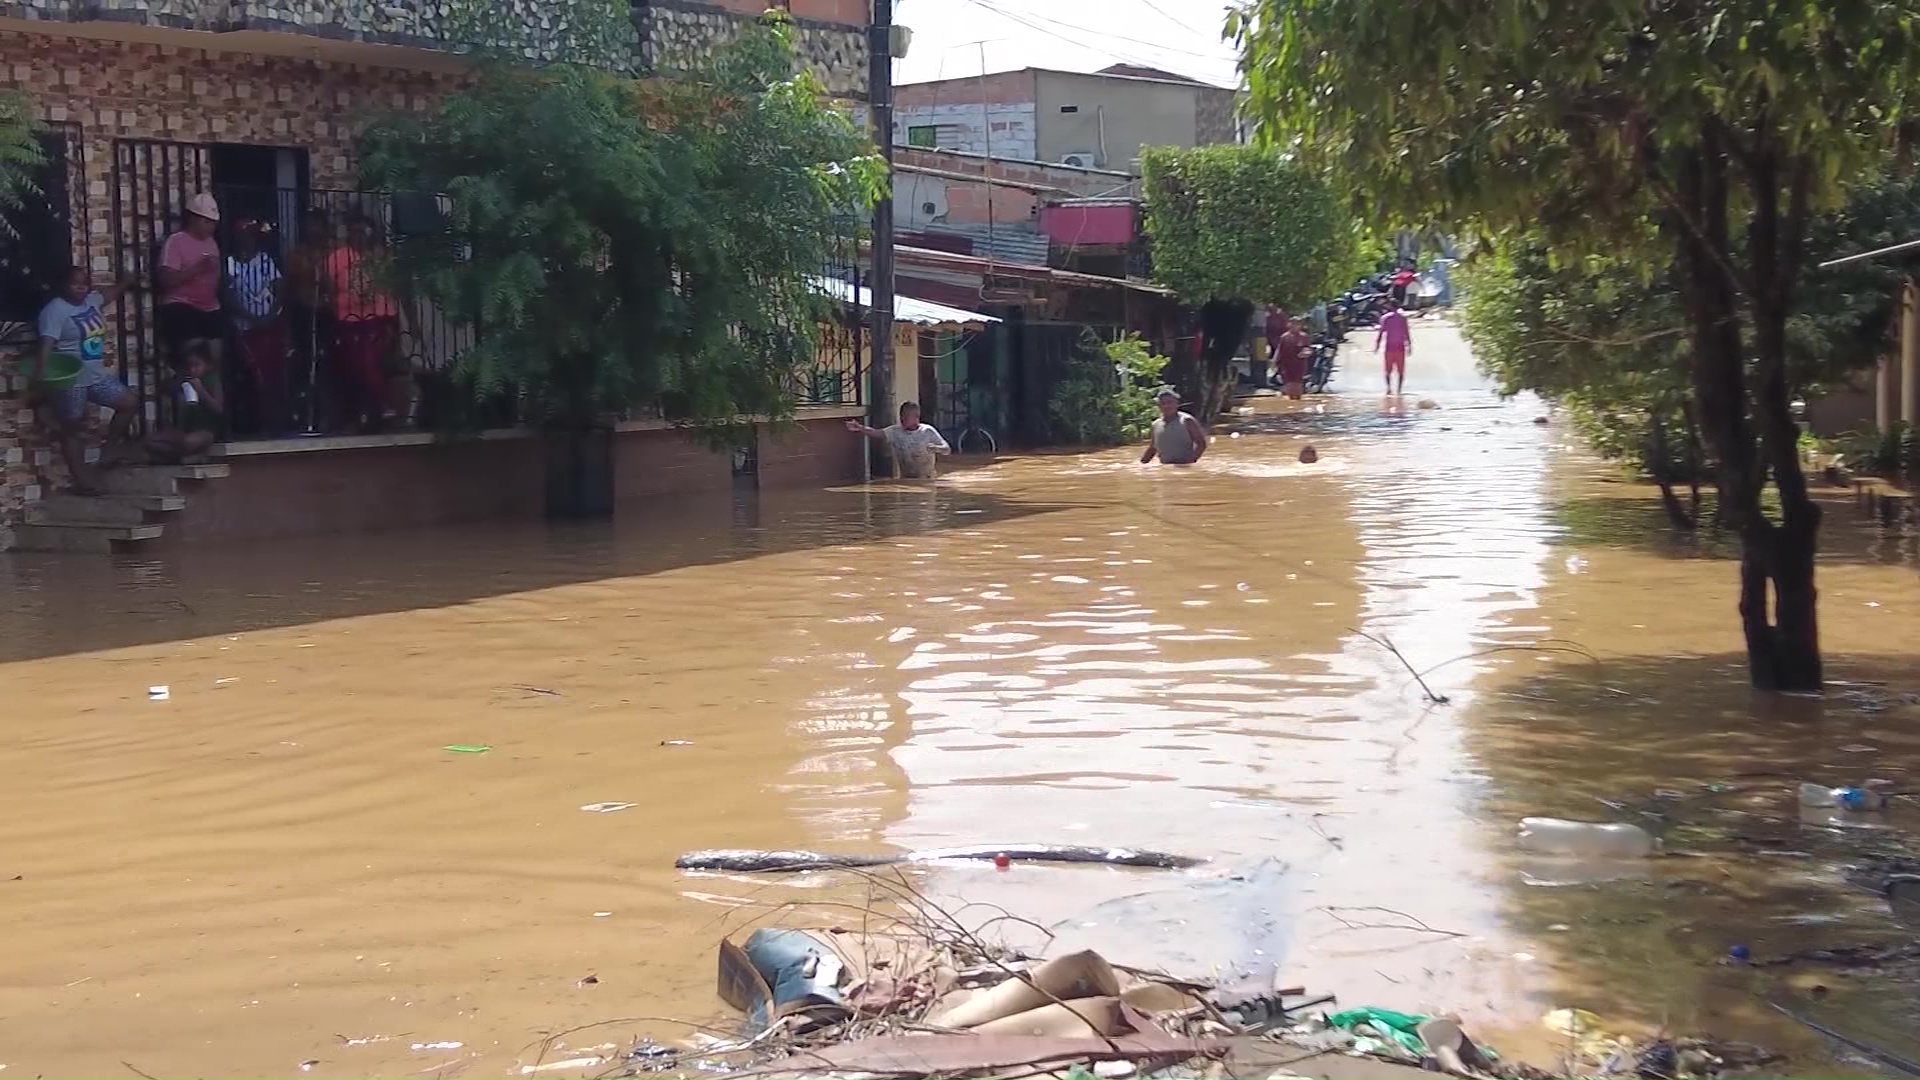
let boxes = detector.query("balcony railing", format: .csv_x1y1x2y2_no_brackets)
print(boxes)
109,183,863,442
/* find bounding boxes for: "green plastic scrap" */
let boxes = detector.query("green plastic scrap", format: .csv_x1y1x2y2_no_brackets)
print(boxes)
1326,1006,1431,1059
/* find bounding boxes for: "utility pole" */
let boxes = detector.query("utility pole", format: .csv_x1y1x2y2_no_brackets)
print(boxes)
868,0,897,437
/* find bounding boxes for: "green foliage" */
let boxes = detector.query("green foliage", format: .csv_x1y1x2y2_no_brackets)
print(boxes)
1048,333,1171,446
1458,246,1700,482
1139,144,1355,308
0,91,45,237
1459,172,1920,480
1231,0,1920,254
356,16,884,434
1826,423,1913,477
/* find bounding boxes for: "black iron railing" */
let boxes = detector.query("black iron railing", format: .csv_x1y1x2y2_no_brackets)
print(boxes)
108,176,863,439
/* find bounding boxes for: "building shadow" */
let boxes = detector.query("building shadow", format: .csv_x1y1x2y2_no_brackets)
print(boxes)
0,484,1080,664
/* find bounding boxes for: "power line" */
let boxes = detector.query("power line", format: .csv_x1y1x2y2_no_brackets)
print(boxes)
971,0,1230,64
955,0,1168,72
1134,0,1218,42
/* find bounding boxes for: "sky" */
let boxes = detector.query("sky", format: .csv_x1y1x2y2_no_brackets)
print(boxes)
893,0,1243,89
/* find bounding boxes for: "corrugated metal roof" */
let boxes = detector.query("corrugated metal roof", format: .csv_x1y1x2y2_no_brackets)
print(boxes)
918,223,1054,267
813,276,1001,327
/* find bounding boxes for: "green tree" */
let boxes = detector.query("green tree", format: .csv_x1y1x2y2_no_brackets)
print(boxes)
1234,0,1920,692
1462,174,1920,530
356,14,883,442
1460,246,1709,528
0,91,44,235
1048,332,1171,446
1140,144,1357,420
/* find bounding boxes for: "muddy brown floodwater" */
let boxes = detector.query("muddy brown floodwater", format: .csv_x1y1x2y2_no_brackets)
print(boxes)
3,318,1919,1079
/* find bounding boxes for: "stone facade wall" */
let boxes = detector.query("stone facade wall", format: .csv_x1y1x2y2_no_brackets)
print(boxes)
641,2,868,100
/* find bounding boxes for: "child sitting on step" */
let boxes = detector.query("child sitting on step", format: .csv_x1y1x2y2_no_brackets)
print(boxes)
148,340,223,464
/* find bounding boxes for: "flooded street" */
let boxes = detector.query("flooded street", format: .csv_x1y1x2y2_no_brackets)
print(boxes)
4,318,1919,1078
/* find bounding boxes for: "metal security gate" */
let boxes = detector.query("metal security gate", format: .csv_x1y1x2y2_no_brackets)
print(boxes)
111,139,210,434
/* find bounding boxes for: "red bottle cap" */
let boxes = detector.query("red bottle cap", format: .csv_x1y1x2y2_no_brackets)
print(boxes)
993,852,1011,870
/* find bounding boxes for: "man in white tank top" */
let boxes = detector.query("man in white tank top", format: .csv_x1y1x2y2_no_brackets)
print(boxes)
1141,390,1208,465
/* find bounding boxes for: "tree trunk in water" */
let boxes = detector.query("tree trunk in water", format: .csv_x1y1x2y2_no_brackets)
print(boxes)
1194,299,1253,423
1648,410,1696,530
1668,133,1822,692
544,425,614,519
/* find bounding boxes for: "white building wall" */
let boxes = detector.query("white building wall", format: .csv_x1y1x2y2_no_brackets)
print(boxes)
893,103,1039,161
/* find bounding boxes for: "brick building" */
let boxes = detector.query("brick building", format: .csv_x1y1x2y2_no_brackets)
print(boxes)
0,0,876,551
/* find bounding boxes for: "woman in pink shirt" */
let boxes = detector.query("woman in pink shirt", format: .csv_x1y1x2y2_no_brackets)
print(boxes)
155,192,226,383
325,213,405,430
1375,298,1413,395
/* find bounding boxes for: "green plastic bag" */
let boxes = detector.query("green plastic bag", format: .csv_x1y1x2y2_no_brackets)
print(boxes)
1326,1006,1431,1059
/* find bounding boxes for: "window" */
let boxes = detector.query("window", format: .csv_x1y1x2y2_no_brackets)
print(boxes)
907,125,938,148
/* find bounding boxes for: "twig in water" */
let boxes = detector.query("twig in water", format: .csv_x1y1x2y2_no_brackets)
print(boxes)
1351,628,1450,704
1314,905,1467,939
122,1062,159,1080
1308,814,1345,850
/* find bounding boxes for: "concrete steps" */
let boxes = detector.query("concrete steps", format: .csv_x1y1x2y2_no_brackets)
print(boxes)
11,522,165,553
27,493,186,527
99,463,231,497
11,464,225,553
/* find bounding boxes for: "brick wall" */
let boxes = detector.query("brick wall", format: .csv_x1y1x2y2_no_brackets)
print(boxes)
895,69,1035,108
613,427,736,500
759,416,864,489
165,438,546,544
611,417,865,502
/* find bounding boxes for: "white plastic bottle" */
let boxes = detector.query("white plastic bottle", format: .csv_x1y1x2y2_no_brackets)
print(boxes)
1799,783,1884,810
1516,817,1659,857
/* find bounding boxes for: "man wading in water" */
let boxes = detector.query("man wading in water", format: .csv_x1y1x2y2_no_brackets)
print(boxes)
847,401,950,479
1140,390,1208,465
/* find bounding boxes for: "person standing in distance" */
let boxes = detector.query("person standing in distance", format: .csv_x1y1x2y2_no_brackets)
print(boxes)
1140,390,1208,465
1375,298,1412,396
847,401,951,478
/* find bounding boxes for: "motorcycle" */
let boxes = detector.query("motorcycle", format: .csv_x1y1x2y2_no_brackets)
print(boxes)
1325,298,1351,339
1306,336,1338,394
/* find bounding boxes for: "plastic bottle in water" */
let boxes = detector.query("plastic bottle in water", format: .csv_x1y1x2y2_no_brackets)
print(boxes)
1798,783,1885,810
1516,817,1659,857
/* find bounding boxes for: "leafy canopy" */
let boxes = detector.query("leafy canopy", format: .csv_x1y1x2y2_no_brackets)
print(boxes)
0,91,44,233
1140,144,1357,309
356,15,884,432
1231,0,1920,252
1048,333,1171,446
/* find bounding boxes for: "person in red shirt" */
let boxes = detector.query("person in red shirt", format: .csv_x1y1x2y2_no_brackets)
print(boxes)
1390,266,1418,306
1261,305,1289,387
324,213,405,430
1375,299,1413,395
1275,317,1310,400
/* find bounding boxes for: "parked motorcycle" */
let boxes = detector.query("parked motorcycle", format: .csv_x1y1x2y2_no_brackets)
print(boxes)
1306,336,1338,394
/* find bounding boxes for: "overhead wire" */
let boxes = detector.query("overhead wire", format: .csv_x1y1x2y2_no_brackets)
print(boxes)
965,0,1229,64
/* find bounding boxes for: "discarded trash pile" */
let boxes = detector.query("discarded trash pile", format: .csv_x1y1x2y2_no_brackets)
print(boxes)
568,909,1768,1080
